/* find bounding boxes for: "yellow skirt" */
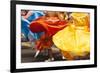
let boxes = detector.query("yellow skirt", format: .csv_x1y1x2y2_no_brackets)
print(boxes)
52,25,90,60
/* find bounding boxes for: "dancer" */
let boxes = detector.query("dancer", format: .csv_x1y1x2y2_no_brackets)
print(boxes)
53,12,90,60
29,11,68,61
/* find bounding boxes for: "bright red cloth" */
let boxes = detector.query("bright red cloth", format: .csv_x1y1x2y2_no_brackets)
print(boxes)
29,16,68,36
29,16,68,50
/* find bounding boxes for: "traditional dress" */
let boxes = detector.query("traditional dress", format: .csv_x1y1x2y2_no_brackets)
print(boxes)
27,11,45,40
21,17,30,40
21,11,45,41
29,16,68,50
29,16,68,36
27,11,45,22
52,13,90,60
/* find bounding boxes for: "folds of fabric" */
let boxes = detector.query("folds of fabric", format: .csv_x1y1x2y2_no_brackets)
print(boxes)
53,25,90,57
27,11,45,22
21,11,45,41
29,16,68,51
21,17,30,40
29,16,68,36
52,13,90,60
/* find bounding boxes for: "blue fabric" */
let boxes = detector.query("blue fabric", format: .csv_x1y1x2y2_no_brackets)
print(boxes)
28,31,44,41
21,11,45,41
27,11,45,22
21,17,30,40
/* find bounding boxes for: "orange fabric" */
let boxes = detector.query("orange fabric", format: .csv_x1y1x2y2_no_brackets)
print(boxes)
35,34,53,51
29,16,68,51
29,16,68,36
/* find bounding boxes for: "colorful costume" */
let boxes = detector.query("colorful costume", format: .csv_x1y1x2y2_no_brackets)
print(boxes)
52,13,90,60
21,11,45,41
29,16,68,50
29,16,67,36
21,17,30,40
27,11,45,22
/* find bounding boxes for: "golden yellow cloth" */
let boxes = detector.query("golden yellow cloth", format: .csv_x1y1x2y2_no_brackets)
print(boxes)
52,13,90,60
